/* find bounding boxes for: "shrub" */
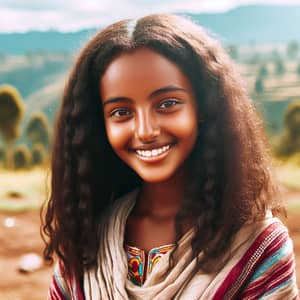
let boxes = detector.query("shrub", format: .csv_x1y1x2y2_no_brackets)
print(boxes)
31,143,48,166
26,112,51,150
13,145,31,169
0,147,6,168
0,85,24,144
0,84,25,169
275,100,300,157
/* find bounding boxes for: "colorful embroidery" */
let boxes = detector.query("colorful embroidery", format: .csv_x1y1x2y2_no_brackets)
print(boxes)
125,246,145,286
125,244,174,286
148,245,174,274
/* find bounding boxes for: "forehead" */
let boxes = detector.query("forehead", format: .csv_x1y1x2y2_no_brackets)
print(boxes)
100,47,193,100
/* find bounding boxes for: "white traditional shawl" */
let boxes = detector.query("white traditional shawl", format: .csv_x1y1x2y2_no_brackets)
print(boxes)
83,190,298,300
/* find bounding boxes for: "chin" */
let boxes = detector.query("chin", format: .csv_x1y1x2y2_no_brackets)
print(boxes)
138,172,175,184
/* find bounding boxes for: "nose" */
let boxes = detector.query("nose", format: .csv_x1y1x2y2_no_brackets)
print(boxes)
135,110,160,143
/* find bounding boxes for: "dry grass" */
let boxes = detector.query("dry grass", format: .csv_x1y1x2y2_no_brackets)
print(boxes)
0,158,299,212
274,154,300,191
0,168,50,211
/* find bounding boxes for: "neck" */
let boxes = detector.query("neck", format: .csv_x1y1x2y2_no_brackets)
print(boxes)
136,167,187,219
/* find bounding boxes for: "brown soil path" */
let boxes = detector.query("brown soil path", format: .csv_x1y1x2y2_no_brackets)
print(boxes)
0,194,299,300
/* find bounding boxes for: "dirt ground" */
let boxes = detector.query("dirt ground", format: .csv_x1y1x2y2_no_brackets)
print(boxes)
0,210,52,300
0,192,299,300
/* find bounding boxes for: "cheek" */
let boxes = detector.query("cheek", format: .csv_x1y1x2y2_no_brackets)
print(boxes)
105,122,132,150
167,112,198,139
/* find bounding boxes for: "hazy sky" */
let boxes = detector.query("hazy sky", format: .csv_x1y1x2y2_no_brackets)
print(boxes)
1,0,300,32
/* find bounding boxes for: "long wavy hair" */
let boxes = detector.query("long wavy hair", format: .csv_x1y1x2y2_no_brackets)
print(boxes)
42,13,283,278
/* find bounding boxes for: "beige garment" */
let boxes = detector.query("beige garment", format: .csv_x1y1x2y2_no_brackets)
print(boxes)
83,190,297,300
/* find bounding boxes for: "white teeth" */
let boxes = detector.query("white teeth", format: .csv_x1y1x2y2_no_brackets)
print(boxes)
136,145,170,158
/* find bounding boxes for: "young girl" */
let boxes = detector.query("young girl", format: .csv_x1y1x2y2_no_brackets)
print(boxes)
43,14,298,299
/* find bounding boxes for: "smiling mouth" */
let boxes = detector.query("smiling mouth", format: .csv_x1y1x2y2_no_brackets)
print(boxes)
134,144,171,161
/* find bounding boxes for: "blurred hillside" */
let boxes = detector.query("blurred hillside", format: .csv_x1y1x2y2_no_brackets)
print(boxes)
1,48,299,138
0,52,73,125
238,60,300,134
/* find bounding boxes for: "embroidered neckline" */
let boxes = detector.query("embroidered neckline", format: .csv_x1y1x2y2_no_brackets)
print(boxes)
125,244,174,286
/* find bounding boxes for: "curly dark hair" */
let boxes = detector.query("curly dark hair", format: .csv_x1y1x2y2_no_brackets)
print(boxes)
41,13,283,278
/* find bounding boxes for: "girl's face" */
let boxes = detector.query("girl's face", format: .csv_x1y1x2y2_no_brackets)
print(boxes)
100,47,198,183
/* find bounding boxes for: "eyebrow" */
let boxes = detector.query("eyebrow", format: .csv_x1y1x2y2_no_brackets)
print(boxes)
102,85,187,106
149,85,187,98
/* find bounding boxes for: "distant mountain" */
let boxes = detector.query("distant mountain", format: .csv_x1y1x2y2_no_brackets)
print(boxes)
0,5,300,55
0,29,97,55
183,4,300,44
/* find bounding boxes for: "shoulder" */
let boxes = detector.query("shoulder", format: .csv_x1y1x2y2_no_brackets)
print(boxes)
214,217,298,299
240,218,298,299
47,261,84,300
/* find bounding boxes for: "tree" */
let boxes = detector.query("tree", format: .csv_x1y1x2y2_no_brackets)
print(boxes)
274,58,285,76
248,53,260,65
271,49,281,61
258,64,268,78
255,77,264,94
25,112,51,150
296,61,300,77
227,45,238,60
0,85,25,169
0,52,7,63
287,40,299,60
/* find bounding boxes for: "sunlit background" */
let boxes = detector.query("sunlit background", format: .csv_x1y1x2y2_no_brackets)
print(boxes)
1,1,300,299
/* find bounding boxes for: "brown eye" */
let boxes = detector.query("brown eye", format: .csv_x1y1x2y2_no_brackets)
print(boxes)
110,108,132,118
158,99,182,109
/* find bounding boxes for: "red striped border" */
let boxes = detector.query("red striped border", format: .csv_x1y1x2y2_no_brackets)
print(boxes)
50,276,68,299
240,256,294,298
213,221,286,299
